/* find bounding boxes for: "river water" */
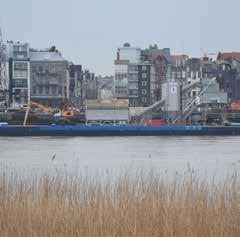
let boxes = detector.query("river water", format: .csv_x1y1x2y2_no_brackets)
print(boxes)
0,136,240,178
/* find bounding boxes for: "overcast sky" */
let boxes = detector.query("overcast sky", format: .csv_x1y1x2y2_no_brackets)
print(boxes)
0,0,239,75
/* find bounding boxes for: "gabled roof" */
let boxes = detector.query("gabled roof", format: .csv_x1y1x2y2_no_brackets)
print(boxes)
217,52,240,61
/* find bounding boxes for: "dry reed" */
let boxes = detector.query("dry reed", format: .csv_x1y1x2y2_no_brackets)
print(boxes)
0,169,239,237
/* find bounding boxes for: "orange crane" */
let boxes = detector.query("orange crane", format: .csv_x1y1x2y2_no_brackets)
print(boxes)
23,101,74,126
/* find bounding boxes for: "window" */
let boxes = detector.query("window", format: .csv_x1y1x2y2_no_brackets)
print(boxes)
173,71,177,79
142,81,147,86
116,73,128,80
51,67,56,74
142,98,147,102
14,62,28,70
14,70,21,78
33,86,36,95
52,86,57,95
129,74,137,81
123,74,128,79
12,79,27,88
58,87,62,95
142,73,147,79
13,45,27,53
45,86,49,94
142,65,147,71
38,66,43,72
129,90,138,96
192,71,196,79
39,86,43,94
142,89,147,95
20,70,28,78
21,45,27,52
13,61,28,79
129,65,138,72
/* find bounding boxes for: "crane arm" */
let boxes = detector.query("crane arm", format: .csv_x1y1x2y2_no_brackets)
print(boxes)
29,102,55,113
23,101,56,126
23,101,74,126
23,103,31,126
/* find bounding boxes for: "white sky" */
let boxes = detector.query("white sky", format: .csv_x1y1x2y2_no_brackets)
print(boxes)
0,0,239,75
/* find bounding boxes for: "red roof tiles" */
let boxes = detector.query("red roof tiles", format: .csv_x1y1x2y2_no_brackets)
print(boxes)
217,52,240,61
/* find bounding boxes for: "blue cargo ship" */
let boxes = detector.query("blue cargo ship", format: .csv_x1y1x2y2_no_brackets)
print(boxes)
0,124,240,136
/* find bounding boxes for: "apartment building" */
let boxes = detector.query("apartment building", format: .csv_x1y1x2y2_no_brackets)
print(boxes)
7,41,30,106
30,50,68,107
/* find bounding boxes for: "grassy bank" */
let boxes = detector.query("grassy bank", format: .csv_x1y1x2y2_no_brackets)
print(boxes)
0,170,239,236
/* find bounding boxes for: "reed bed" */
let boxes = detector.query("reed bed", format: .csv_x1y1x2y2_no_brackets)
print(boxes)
0,170,240,236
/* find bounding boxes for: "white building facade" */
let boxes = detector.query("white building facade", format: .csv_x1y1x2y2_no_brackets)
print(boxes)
114,43,141,100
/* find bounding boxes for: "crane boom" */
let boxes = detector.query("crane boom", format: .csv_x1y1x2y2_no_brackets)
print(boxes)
23,101,74,126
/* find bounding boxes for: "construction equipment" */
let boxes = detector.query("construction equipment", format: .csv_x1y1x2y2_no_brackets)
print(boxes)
133,99,165,121
173,78,217,123
23,101,74,126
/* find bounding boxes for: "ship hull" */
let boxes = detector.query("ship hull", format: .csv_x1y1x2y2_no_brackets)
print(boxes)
0,125,240,136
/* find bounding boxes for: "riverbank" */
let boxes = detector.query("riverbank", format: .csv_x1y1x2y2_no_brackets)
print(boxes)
0,170,239,236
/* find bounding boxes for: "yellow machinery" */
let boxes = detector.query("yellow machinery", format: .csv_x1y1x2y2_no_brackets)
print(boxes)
23,101,74,126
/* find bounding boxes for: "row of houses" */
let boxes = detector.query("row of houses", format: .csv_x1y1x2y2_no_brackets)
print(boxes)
114,43,240,107
171,53,240,103
1,40,240,110
0,41,101,108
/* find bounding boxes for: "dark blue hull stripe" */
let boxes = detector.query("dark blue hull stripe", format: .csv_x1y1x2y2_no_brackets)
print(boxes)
0,125,240,136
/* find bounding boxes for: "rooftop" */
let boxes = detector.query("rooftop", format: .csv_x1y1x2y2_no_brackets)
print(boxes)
217,52,240,61
30,51,66,62
171,55,189,61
